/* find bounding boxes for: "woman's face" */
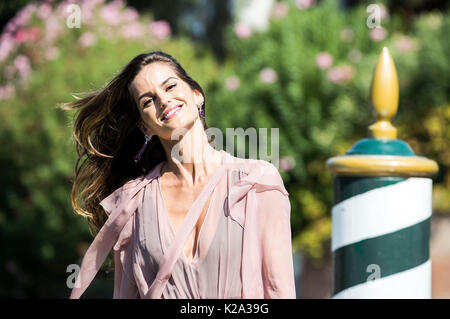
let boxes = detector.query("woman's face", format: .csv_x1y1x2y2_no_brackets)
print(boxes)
129,62,204,141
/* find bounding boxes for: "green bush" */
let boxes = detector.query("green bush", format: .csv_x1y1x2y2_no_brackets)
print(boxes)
205,0,450,261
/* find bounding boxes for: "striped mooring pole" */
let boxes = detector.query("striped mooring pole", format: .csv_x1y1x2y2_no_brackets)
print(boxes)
326,47,439,298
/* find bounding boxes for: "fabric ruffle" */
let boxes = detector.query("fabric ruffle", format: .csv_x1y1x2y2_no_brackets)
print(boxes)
101,156,289,250
226,159,289,228
69,162,164,299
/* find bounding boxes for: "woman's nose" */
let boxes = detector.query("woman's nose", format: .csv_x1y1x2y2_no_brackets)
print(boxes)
157,93,171,108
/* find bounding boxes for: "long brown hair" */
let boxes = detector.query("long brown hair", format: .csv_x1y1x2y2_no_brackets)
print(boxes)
61,51,207,236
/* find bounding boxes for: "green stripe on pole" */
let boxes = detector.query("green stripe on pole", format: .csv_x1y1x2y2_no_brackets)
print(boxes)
334,176,406,205
332,218,430,295
346,138,416,156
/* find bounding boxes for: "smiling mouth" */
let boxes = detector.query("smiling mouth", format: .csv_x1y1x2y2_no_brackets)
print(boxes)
161,104,183,121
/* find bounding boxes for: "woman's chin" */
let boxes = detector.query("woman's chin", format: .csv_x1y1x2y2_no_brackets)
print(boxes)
159,117,197,139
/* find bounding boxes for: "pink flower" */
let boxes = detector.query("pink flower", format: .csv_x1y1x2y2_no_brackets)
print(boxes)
316,52,333,69
14,55,31,84
80,0,105,14
234,22,252,39
295,0,316,10
79,0,105,24
327,65,355,85
272,2,289,19
28,27,40,41
340,27,354,42
279,156,296,171
14,29,28,44
122,8,139,22
100,1,123,26
395,36,416,53
0,33,15,62
348,49,362,63
44,15,62,44
121,22,145,39
225,76,240,91
259,68,277,84
0,85,16,100
81,0,105,7
14,27,40,44
37,3,52,20
378,3,389,21
78,32,97,48
55,2,71,18
150,20,171,40
369,26,387,41
4,19,18,34
81,6,94,24
12,4,37,27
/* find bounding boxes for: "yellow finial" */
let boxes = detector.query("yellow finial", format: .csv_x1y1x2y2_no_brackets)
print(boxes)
369,47,399,139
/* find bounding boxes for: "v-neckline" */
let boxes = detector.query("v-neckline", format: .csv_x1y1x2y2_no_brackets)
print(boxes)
156,150,226,266
158,183,216,266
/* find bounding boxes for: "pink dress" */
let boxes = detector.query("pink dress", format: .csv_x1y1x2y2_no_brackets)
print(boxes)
70,150,296,299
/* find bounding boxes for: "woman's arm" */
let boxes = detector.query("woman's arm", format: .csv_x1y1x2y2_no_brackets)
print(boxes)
259,188,296,298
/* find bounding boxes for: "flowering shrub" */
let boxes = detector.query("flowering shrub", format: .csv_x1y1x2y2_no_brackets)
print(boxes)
205,0,450,260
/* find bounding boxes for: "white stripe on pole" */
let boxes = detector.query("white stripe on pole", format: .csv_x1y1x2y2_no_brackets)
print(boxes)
333,260,431,299
332,178,432,252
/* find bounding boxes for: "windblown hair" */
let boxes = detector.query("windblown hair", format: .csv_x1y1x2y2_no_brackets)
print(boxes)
61,51,207,236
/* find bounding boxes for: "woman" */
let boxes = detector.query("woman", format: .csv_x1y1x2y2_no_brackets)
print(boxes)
64,51,295,299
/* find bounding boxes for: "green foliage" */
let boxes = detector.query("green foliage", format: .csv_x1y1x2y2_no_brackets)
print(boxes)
205,0,450,261
394,11,450,215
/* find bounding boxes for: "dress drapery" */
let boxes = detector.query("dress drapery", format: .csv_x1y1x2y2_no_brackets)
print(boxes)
70,150,296,298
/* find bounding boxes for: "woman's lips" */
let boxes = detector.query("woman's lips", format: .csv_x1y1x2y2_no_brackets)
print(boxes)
162,104,182,121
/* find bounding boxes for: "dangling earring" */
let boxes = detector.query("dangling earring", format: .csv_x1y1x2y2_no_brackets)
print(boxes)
197,102,205,119
134,134,152,164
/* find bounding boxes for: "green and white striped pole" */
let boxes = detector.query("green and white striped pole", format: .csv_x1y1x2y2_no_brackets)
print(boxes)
327,47,438,298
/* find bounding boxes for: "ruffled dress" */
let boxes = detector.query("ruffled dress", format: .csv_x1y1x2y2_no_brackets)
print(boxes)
70,150,295,299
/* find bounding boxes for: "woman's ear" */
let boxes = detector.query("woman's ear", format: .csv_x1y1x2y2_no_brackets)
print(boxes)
194,90,204,106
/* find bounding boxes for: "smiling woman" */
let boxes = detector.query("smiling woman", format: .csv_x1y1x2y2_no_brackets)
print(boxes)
62,51,209,234
61,51,295,299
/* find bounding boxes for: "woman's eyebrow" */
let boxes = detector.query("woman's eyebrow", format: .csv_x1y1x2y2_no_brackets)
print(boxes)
137,77,177,101
160,76,177,87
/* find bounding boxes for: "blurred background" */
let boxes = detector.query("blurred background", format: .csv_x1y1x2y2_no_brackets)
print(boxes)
0,0,448,298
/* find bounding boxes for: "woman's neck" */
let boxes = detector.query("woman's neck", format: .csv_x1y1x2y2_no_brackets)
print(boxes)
158,120,222,186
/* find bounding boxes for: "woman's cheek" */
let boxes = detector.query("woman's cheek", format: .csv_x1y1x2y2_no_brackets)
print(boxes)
141,110,158,125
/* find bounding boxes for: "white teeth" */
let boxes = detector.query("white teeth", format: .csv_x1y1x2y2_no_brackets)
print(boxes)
163,106,180,120
167,108,177,116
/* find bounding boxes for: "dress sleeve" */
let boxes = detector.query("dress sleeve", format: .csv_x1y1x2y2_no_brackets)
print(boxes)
258,187,296,299
100,182,141,299
228,160,296,298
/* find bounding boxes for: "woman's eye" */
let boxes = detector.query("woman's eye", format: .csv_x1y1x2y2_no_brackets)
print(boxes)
167,84,176,91
143,99,152,107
